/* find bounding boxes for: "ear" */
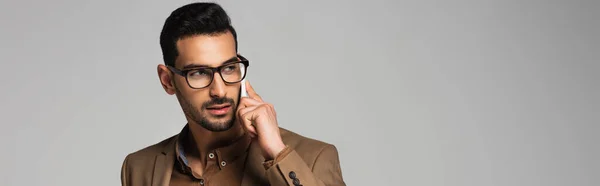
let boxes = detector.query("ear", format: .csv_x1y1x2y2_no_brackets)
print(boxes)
157,64,176,95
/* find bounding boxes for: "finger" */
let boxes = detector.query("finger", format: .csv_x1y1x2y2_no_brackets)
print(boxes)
242,112,258,136
245,80,263,102
237,104,258,119
238,103,272,123
238,106,259,135
242,119,258,136
238,97,263,109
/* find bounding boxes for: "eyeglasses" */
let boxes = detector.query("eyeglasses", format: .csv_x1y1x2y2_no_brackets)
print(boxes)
167,54,249,89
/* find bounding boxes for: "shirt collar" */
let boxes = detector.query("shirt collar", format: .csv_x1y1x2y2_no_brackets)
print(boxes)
175,124,252,172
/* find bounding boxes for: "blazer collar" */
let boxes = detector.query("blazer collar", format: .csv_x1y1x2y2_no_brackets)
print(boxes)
153,133,178,186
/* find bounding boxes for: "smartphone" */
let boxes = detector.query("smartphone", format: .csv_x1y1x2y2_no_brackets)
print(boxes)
240,79,248,97
240,65,248,97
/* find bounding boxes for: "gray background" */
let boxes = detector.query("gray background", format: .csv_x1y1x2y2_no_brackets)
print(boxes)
0,0,598,185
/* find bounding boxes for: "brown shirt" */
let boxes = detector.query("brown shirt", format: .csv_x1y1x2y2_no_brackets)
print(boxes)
170,126,252,186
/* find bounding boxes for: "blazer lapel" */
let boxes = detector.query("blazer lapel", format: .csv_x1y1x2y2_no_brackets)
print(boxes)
241,141,268,186
152,136,177,186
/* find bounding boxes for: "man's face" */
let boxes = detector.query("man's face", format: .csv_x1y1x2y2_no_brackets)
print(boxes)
171,32,240,131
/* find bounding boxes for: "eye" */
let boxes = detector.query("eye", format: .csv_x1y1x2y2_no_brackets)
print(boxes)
188,69,211,78
222,64,239,73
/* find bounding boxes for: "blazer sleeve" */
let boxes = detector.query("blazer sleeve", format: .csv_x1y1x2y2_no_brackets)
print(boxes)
120,155,129,186
265,144,346,186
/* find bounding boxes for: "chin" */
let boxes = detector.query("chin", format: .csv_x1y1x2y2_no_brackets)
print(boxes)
208,117,232,125
207,111,234,120
204,121,234,132
202,116,234,130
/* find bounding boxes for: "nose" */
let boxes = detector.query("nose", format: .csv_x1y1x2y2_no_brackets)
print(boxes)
208,72,226,98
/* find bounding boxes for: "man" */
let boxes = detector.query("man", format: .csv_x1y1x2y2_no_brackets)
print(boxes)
120,2,345,186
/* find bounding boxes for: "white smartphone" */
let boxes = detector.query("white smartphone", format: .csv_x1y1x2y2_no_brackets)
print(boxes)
240,79,248,97
240,65,248,97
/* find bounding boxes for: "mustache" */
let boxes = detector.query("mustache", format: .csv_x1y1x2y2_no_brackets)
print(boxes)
202,97,235,109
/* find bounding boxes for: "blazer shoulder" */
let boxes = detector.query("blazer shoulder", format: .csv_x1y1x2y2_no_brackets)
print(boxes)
121,134,178,186
124,134,178,164
279,127,338,166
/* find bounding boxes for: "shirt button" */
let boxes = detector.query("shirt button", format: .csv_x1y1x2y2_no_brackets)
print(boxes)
220,161,227,167
208,153,215,159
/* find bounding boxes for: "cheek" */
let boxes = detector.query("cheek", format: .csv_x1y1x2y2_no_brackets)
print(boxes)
230,87,241,101
180,89,211,108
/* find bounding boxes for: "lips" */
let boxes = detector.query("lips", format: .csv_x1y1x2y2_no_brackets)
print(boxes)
206,104,232,115
207,104,231,109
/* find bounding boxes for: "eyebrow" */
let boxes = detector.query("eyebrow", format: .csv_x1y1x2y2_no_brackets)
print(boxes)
181,56,239,69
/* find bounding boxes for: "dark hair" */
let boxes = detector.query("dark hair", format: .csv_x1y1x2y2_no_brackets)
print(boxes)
159,2,238,67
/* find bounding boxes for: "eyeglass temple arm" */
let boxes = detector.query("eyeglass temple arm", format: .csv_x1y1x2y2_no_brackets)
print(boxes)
166,65,186,76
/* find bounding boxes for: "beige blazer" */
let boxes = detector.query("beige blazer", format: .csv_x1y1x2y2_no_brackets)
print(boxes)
120,127,346,186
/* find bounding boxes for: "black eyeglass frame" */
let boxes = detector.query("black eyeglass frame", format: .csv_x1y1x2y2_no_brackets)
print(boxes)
167,54,250,89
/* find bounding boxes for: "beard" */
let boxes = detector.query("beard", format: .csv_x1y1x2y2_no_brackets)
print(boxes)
174,85,237,132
